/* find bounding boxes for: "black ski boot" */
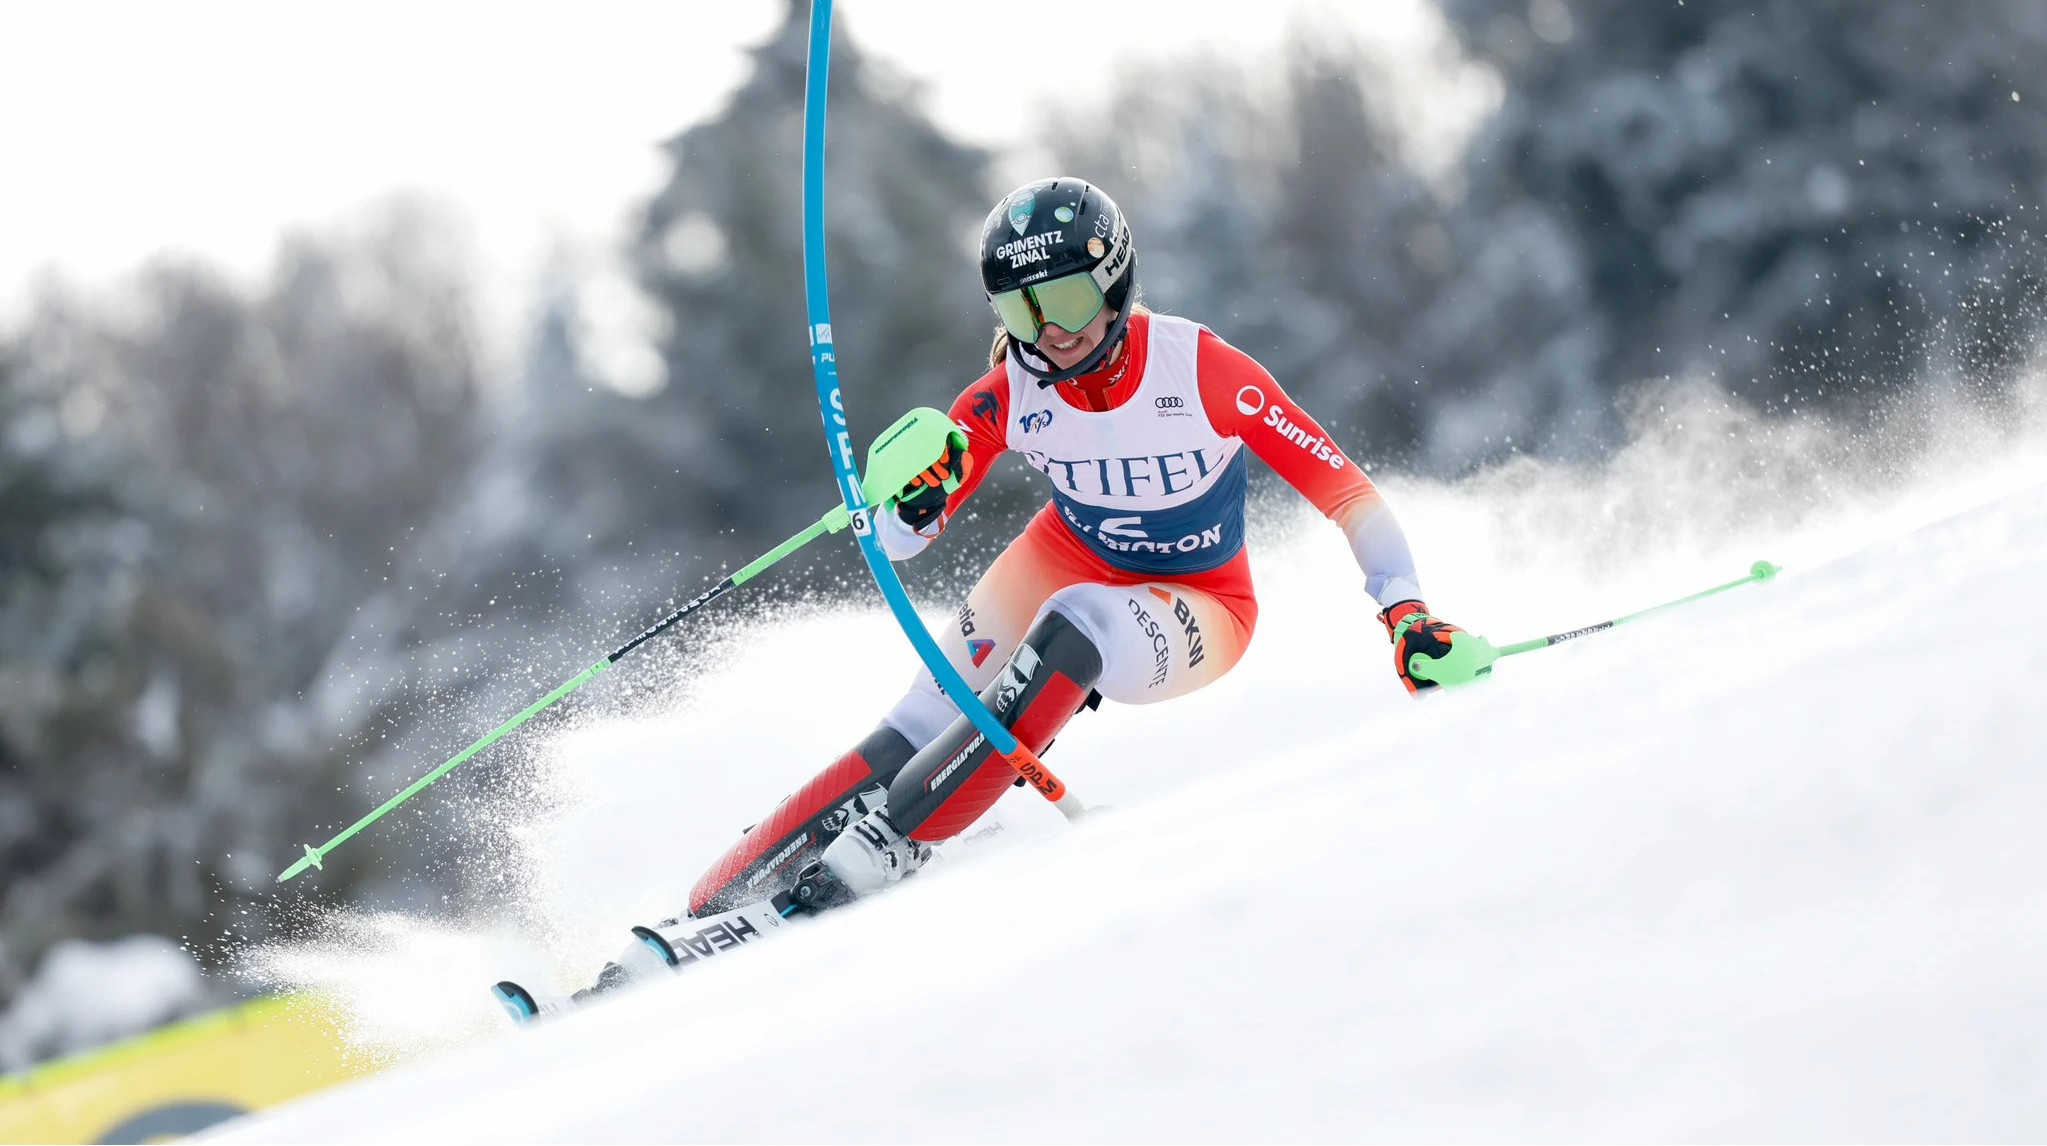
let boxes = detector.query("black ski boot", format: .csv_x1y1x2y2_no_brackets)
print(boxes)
788,859,858,914
570,959,636,1003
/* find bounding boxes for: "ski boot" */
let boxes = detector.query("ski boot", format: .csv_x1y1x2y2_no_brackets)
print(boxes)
807,808,931,900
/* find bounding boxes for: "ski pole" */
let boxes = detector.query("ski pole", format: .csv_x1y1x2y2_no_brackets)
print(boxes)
1407,559,1781,688
276,505,853,883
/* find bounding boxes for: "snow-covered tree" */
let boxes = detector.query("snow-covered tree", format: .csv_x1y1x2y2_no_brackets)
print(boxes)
0,205,483,1011
1050,34,1455,469
1434,0,2047,457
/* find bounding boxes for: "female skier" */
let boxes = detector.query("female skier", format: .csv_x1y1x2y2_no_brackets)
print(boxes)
680,177,1472,918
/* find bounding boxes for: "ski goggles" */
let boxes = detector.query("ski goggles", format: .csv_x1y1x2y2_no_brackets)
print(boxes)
989,271,1106,344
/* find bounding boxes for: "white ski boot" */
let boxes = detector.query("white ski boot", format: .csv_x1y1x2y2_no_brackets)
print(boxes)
806,808,931,903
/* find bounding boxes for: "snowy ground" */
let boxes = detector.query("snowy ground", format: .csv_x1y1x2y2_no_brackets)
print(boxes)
222,401,2047,1142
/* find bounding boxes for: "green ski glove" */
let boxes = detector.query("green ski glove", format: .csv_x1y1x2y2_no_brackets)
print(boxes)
1380,601,1496,696
894,435,971,532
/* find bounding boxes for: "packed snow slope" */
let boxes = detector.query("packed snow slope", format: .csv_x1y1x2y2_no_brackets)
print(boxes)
226,408,2047,1142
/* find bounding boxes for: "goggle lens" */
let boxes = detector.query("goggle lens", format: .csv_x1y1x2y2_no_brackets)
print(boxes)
990,272,1107,344
991,289,1043,344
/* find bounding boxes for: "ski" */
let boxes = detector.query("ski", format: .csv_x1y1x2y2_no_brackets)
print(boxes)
486,795,1057,1025
490,892,803,1026
630,894,798,969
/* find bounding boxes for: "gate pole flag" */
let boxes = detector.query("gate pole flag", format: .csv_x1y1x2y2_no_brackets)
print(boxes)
799,0,1080,819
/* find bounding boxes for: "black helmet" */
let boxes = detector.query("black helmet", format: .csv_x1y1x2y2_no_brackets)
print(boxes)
979,177,1138,384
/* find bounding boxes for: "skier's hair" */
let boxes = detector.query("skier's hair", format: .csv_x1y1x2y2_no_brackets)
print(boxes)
988,303,1149,370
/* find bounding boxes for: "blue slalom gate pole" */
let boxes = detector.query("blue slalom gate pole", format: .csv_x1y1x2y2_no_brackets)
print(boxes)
798,0,1078,817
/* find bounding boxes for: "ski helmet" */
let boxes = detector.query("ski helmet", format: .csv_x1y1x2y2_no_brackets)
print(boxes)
979,177,1138,384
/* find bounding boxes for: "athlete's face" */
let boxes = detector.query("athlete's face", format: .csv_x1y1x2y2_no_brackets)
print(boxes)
1037,306,1117,371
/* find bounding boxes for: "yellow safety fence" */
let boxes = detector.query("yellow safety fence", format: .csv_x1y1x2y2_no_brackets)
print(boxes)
0,994,375,1144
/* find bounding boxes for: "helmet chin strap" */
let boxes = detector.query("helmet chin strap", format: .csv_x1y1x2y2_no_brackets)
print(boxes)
1012,302,1137,387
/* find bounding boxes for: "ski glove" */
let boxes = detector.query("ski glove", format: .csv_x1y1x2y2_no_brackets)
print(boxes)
1380,600,1474,697
893,437,971,534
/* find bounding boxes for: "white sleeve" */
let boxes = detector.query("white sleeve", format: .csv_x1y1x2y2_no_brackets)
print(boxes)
1343,504,1424,608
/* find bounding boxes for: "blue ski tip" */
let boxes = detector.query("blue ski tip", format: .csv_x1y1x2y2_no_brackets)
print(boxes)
492,981,539,1024
630,925,679,968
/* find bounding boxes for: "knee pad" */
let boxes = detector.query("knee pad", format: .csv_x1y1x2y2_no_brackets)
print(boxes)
989,608,1105,724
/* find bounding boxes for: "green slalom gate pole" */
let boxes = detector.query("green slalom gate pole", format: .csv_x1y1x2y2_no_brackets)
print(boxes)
1406,559,1782,688
276,504,853,883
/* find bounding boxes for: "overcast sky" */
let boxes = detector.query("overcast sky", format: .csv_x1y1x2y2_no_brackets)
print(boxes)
1,1,1495,383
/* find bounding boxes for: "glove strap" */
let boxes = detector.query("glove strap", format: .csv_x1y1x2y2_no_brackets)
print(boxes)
1379,599,1430,641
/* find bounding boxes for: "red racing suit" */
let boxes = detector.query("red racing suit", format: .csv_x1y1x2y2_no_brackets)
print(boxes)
880,309,1421,629
686,311,1420,912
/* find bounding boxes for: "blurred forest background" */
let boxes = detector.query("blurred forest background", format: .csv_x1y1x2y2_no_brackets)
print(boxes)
4,0,2046,1066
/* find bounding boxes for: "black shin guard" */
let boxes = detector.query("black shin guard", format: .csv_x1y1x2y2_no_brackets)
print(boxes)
884,609,1104,842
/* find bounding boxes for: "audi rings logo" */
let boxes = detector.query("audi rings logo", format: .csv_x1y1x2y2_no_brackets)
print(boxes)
1154,396,1184,410
1234,386,1265,416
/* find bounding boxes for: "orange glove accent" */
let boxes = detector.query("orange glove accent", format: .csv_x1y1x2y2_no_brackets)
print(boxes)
1377,599,1466,698
897,442,971,531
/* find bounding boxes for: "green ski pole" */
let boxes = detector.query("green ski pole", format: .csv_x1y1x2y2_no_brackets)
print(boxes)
276,504,852,883
1406,559,1782,688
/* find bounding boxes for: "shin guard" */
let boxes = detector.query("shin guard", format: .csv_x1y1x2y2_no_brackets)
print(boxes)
887,609,1103,844
686,724,914,915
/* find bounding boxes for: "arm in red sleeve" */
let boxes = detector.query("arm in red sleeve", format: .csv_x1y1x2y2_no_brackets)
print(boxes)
940,367,1009,512
1196,330,1424,607
873,365,1011,560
